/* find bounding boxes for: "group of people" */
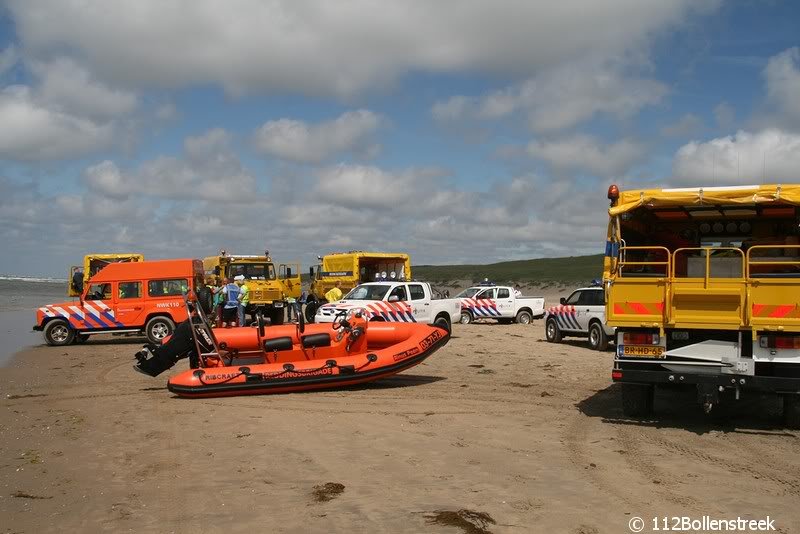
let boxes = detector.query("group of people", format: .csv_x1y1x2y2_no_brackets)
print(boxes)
196,275,250,327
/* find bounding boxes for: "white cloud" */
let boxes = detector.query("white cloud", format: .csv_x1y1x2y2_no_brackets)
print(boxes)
527,135,646,176
661,113,704,137
763,47,800,125
7,0,717,98
0,46,18,75
254,110,383,163
714,101,735,130
672,129,800,184
83,129,256,202
432,59,668,132
0,85,112,160
30,57,137,119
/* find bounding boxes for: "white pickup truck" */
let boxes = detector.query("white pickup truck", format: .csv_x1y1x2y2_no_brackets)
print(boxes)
314,281,461,333
456,285,545,325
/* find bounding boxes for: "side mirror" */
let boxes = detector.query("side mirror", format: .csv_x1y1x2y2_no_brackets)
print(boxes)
560,297,566,305
388,295,400,303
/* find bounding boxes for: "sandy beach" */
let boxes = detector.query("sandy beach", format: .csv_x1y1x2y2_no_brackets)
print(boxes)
2,312,799,534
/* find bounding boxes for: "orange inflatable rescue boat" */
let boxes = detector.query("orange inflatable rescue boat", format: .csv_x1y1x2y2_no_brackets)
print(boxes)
166,306,449,398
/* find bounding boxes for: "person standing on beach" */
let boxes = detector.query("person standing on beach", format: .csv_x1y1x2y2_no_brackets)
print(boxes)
222,277,240,327
235,275,249,326
325,281,343,303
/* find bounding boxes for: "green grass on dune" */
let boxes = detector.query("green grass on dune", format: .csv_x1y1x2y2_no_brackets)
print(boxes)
414,254,604,286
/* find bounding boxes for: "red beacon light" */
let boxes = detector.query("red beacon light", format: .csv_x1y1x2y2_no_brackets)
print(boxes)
608,184,620,202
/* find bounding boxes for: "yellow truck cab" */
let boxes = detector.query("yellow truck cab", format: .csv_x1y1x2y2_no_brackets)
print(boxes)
68,253,144,297
203,250,300,325
305,251,411,322
604,184,800,427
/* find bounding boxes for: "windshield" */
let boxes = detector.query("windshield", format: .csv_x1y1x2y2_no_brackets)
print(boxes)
227,263,276,280
454,287,480,298
343,284,391,301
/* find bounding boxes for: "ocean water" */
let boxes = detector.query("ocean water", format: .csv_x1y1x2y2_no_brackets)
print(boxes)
0,278,69,365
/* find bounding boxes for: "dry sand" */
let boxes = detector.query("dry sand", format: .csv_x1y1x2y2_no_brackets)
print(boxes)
2,319,799,533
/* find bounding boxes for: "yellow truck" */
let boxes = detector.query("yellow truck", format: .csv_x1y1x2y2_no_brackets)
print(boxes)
68,253,145,297
305,251,411,322
203,250,300,325
604,184,800,427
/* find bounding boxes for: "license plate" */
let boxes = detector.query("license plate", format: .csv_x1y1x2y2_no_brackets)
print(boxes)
274,302,284,308
622,345,664,358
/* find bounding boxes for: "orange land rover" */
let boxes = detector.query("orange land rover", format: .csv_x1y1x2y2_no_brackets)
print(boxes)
34,259,203,346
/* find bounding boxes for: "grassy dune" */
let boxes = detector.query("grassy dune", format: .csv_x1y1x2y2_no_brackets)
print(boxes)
414,254,604,287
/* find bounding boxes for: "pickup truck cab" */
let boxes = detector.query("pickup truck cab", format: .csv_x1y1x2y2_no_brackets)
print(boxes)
544,286,615,350
35,259,203,346
456,285,545,325
315,281,461,333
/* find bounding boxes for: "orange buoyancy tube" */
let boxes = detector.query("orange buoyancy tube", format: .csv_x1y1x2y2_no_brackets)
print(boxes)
167,319,449,398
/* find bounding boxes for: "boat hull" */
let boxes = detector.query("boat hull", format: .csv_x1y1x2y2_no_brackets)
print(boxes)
167,322,449,398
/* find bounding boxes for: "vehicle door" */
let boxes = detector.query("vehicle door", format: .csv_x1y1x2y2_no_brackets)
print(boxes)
279,263,302,299
584,289,606,327
81,282,118,329
574,290,599,332
495,287,514,317
407,283,429,323
473,288,499,318
385,284,412,321
114,280,145,327
557,290,583,332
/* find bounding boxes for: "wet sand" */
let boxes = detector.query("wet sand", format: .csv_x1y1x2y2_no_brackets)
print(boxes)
1,322,799,533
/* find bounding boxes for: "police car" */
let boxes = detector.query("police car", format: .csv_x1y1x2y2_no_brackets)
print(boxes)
544,286,615,351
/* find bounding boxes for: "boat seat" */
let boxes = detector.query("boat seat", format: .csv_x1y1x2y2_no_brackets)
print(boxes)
263,336,294,352
302,333,331,348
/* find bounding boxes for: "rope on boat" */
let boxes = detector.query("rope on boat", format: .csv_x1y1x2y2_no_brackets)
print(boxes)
195,353,378,385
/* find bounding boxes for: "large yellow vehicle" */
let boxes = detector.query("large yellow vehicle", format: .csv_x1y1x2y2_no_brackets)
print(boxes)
203,250,300,325
604,183,800,427
68,253,144,297
305,251,411,321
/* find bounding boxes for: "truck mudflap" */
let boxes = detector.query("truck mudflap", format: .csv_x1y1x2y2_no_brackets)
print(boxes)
612,368,800,393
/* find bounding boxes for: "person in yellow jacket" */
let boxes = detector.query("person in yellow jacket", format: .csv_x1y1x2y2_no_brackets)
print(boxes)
325,281,343,303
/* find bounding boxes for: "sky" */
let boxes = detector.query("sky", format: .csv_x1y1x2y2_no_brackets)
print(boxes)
1,0,799,277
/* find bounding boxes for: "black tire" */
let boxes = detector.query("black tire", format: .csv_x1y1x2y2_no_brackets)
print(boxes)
621,383,654,417
784,394,800,430
545,317,562,343
515,310,533,325
44,319,75,346
588,322,609,351
459,311,473,325
433,315,451,335
305,301,318,323
145,316,175,344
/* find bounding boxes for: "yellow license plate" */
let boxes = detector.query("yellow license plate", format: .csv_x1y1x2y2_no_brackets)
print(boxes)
622,345,665,358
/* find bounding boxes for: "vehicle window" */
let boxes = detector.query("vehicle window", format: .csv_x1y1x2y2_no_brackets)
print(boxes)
344,284,391,300
565,291,581,305
227,263,276,280
86,283,111,300
455,287,480,298
149,279,188,297
497,288,510,299
577,291,598,306
476,289,495,299
590,290,605,306
118,281,142,299
389,285,408,301
409,284,426,300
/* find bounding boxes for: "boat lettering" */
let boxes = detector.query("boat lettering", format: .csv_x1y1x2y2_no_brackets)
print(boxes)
204,373,240,381
392,347,420,362
419,329,443,351
282,368,334,378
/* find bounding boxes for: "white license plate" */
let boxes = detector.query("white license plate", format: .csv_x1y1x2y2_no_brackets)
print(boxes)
274,302,284,308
